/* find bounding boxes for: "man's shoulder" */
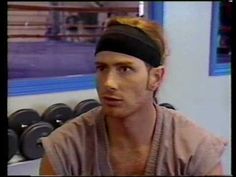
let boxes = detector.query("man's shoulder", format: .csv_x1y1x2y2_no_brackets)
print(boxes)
161,105,221,144
68,106,102,126
159,106,227,154
46,106,102,140
158,107,227,176
160,106,208,136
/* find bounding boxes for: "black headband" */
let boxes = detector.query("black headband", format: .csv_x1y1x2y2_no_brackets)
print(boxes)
95,24,162,67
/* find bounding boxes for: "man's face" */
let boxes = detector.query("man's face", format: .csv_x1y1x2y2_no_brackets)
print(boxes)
95,51,153,118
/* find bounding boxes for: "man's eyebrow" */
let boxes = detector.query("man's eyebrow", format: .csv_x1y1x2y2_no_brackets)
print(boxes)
95,61,105,65
95,61,134,66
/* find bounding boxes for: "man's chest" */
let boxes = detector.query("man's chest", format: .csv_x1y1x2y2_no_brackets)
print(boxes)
109,147,150,175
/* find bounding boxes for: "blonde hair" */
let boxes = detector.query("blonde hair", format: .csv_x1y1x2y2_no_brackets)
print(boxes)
106,17,168,65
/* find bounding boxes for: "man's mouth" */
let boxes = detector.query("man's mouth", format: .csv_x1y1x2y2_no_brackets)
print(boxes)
102,96,123,106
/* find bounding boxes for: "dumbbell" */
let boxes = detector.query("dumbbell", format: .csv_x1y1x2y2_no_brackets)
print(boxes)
8,129,18,161
73,99,101,117
8,109,54,160
41,103,73,129
159,103,176,110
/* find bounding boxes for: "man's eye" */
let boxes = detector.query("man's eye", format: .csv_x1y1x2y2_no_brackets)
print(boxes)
96,66,105,71
118,66,132,73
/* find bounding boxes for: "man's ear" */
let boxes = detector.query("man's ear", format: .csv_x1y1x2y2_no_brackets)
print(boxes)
147,66,165,91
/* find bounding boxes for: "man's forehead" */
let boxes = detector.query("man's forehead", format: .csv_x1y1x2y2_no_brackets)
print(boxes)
95,51,144,65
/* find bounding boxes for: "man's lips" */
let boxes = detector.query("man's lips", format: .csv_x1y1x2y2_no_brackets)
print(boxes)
102,96,123,101
102,96,123,106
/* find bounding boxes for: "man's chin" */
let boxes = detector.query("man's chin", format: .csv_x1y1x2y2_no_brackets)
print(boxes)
102,106,127,118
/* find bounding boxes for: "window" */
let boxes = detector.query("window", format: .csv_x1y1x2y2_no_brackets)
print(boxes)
8,2,139,96
209,2,231,76
8,2,164,96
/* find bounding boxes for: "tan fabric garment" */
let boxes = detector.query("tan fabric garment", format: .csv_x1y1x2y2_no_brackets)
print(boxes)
41,105,227,176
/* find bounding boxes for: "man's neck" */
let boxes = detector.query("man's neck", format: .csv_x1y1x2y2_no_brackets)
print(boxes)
105,102,157,148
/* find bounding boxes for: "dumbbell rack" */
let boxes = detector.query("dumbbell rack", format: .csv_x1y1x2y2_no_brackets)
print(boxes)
8,99,101,175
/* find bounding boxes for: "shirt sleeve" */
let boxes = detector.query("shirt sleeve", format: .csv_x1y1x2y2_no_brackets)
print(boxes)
41,123,82,176
185,133,228,176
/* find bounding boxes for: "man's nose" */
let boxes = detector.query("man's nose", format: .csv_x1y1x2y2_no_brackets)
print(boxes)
103,71,118,90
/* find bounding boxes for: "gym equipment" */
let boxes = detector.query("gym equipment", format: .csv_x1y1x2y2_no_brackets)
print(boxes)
8,129,18,161
8,109,54,160
42,103,73,128
19,121,53,160
8,109,41,135
73,99,101,117
159,103,176,110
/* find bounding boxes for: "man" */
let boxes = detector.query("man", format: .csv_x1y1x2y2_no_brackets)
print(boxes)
65,13,81,42
40,17,227,176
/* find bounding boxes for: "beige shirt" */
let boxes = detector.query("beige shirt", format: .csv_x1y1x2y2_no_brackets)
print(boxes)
41,105,227,176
